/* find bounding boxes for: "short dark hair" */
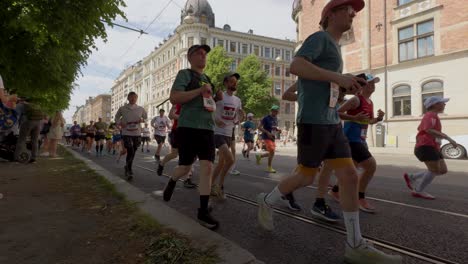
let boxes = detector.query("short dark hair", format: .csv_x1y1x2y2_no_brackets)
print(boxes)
127,92,137,98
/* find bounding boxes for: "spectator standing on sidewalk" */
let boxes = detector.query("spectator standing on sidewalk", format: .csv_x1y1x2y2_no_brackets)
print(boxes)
47,111,65,158
15,98,44,163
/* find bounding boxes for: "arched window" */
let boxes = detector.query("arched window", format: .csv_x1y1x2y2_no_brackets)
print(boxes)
393,85,411,116
422,80,443,113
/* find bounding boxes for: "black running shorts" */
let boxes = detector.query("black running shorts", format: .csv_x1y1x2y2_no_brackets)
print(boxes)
177,127,215,165
297,124,351,168
349,142,373,163
94,134,106,141
414,146,443,162
214,134,232,149
154,135,166,144
169,130,178,149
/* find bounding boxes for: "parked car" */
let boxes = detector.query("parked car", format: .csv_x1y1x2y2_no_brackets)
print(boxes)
441,135,468,159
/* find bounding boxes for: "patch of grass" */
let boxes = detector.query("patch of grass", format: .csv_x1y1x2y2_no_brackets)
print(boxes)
145,232,219,264
55,146,220,264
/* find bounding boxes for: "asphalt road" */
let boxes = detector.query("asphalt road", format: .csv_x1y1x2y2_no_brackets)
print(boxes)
70,143,468,264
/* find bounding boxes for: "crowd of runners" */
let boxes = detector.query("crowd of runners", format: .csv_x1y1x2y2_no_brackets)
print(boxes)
3,0,459,263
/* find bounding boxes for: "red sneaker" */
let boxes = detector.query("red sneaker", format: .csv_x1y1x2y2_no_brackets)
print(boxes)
403,173,414,191
411,191,435,200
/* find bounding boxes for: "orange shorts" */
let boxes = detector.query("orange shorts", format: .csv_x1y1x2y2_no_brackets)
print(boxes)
264,139,276,152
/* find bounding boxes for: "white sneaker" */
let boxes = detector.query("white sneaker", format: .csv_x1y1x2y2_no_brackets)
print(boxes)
230,170,240,175
345,240,402,264
257,193,274,231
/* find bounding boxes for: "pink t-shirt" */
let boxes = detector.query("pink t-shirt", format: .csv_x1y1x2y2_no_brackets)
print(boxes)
415,112,441,150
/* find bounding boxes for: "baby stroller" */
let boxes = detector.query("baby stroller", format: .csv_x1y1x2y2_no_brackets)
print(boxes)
0,103,30,163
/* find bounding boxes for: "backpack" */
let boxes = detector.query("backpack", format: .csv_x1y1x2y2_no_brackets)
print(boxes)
24,103,44,121
187,69,217,96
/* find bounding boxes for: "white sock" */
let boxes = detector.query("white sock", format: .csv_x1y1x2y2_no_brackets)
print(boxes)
265,186,283,206
343,211,363,248
415,171,435,192
410,171,425,181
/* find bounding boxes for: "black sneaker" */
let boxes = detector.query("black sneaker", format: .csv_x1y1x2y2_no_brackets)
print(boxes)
154,155,160,162
157,164,164,176
311,203,340,222
163,179,177,202
282,193,302,211
183,179,197,189
197,209,219,230
124,166,133,181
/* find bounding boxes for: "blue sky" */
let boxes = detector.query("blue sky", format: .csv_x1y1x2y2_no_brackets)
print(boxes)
65,0,297,122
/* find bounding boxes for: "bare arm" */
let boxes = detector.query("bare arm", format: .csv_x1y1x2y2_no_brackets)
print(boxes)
282,82,297,102
427,129,457,145
337,97,362,121
290,57,365,94
169,84,212,105
168,105,179,120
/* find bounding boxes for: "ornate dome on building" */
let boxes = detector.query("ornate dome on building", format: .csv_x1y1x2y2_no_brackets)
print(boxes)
180,0,215,27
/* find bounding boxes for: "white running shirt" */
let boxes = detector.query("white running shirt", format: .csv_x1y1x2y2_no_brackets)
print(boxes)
214,92,242,137
141,127,151,137
151,116,170,136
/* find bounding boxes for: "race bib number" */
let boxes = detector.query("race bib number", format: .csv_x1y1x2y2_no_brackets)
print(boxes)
127,122,138,131
203,96,216,112
222,106,236,120
329,82,340,108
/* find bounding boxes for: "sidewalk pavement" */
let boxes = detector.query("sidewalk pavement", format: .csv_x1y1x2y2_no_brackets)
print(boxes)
0,147,263,264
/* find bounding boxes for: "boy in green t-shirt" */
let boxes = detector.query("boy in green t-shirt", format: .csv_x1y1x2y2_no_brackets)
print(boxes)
162,44,219,230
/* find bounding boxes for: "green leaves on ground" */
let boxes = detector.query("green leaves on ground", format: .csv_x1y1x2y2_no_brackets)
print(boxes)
0,0,126,113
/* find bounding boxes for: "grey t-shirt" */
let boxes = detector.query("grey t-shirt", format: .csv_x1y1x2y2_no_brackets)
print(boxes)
114,104,147,136
295,31,343,125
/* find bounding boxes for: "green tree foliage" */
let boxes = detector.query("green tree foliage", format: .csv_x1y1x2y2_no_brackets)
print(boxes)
0,0,126,113
235,55,278,117
204,46,233,90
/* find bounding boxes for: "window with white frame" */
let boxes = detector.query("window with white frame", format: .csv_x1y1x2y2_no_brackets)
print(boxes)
275,66,281,76
285,67,291,77
398,0,413,6
285,50,291,61
398,20,434,62
264,47,271,58
217,39,224,48
253,45,260,56
274,82,282,96
275,48,281,59
230,41,237,53
421,80,443,113
393,85,412,116
242,44,248,54
231,60,237,71
264,64,271,75
201,37,207,45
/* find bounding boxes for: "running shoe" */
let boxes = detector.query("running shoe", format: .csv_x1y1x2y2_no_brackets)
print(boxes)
257,193,274,231
230,170,240,175
311,203,340,222
358,199,375,213
210,184,220,197
328,189,340,202
197,208,219,230
344,240,402,264
256,154,261,165
403,173,414,191
157,164,164,176
218,188,227,200
124,166,133,181
154,154,160,162
265,167,276,173
411,191,435,200
281,193,302,211
183,178,197,189
163,179,177,202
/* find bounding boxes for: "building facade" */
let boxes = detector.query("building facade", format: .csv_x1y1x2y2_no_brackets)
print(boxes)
111,0,297,131
72,94,112,125
293,0,468,149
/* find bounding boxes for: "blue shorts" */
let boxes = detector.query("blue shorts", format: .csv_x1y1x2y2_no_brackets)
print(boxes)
112,135,122,143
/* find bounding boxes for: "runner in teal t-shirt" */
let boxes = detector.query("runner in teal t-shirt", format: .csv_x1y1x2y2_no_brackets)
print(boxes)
241,113,256,159
256,1,402,263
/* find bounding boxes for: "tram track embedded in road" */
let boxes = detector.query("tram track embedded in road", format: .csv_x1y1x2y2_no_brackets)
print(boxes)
97,154,460,264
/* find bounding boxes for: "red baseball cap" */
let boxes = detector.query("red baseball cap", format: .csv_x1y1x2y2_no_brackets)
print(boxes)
320,0,365,26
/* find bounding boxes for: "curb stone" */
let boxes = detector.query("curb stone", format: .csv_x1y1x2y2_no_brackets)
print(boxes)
67,148,264,264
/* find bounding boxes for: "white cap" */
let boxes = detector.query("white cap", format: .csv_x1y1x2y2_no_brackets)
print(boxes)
424,96,449,109
247,113,254,118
